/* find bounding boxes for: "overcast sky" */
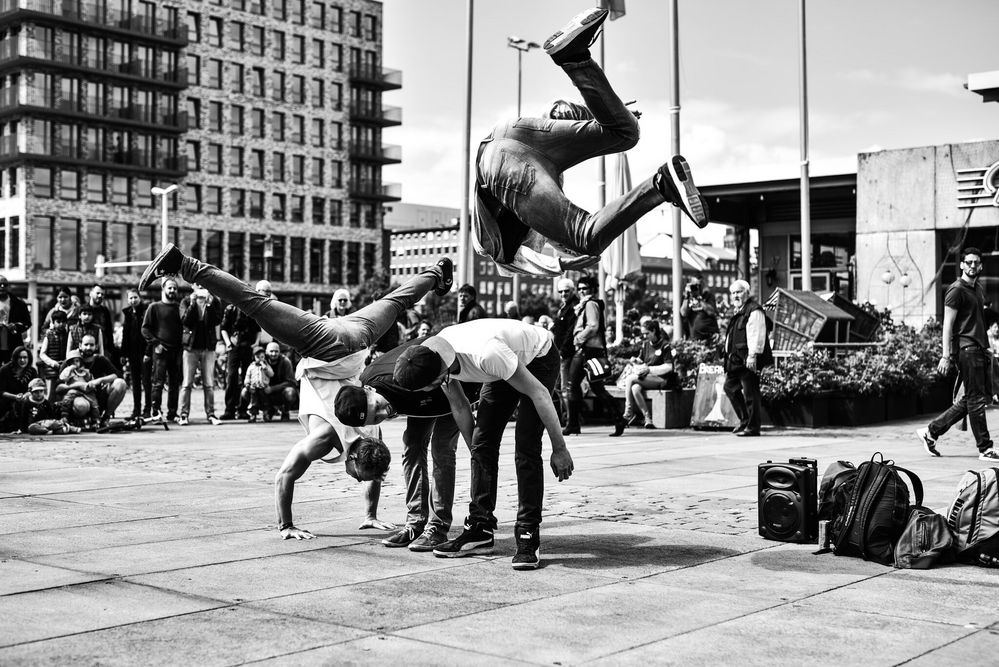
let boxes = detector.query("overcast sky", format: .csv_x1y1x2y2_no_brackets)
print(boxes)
382,0,998,247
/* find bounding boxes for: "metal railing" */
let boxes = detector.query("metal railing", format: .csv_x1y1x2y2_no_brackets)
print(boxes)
347,63,402,89
347,141,401,163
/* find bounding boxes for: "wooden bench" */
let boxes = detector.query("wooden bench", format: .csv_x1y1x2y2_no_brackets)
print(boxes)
601,385,692,428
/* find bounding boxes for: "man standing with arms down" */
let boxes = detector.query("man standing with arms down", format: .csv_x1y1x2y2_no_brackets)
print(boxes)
917,247,999,461
142,277,183,423
392,319,574,570
724,280,772,438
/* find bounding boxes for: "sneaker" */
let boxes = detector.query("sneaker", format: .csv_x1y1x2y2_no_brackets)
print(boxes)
656,155,709,228
409,527,448,552
219,413,236,421
543,7,608,65
609,419,626,437
979,448,999,461
208,415,223,426
247,413,257,423
433,522,494,558
138,243,184,291
280,411,291,422
624,412,642,428
644,420,656,430
262,410,274,423
916,427,940,457
175,415,189,426
433,257,454,296
382,524,424,548
512,525,541,570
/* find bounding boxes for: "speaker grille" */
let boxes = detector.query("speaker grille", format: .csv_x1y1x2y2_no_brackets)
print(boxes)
761,491,801,538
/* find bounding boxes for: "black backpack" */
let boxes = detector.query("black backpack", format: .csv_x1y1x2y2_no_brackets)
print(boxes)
830,452,923,565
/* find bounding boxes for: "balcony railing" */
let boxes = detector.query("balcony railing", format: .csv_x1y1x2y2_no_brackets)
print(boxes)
0,0,188,44
349,178,401,201
0,134,17,156
347,141,401,164
347,63,402,90
348,102,402,126
0,87,16,109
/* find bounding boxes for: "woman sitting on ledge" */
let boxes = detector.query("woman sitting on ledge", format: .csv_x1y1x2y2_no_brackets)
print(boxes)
620,318,679,429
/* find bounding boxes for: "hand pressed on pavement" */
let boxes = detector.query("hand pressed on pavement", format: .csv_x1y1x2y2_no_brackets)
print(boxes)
280,526,315,540
358,518,396,531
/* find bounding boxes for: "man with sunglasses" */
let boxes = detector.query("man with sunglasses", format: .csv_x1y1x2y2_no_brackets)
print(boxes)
391,319,573,570
551,278,580,424
917,247,999,461
472,7,709,278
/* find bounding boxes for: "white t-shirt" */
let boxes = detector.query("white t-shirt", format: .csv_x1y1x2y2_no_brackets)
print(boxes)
435,319,552,383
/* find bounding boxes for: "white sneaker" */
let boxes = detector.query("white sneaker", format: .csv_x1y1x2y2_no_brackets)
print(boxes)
979,448,999,462
208,416,223,426
915,427,940,457
175,416,189,426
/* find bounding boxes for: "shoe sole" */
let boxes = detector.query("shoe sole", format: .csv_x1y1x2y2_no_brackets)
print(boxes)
433,543,494,558
409,541,445,553
382,539,416,548
543,8,608,55
666,155,708,228
915,428,940,456
137,245,173,291
433,258,454,296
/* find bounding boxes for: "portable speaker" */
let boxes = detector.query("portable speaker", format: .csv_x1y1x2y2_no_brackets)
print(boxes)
758,457,818,543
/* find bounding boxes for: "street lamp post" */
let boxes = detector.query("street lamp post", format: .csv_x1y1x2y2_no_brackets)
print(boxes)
507,36,539,307
151,183,178,250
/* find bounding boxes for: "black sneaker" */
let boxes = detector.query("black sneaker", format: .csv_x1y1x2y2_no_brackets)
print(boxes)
138,243,184,291
979,448,999,462
655,155,709,228
433,521,494,558
512,525,540,570
543,7,608,66
408,526,448,552
433,257,454,296
915,427,940,457
382,524,424,548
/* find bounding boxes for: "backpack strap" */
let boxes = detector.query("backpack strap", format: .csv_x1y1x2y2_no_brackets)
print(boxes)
834,462,877,553
890,465,924,506
854,466,891,557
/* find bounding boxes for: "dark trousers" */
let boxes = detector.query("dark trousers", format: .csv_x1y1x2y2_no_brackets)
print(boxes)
127,354,152,416
403,415,460,531
724,366,761,433
467,346,559,530
929,346,994,452
151,346,183,419
224,344,253,416
566,347,621,429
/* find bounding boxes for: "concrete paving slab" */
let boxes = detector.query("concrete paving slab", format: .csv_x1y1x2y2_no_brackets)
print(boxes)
0,456,83,473
395,580,776,664
589,599,975,666
250,556,615,633
0,559,110,595
0,501,168,534
0,605,370,666
0,580,223,647
33,479,273,514
255,634,531,666
0,467,191,496
903,629,999,666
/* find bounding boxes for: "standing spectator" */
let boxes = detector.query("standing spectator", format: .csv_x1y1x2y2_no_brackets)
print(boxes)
0,346,36,431
917,247,999,461
681,279,720,342
551,278,579,425
504,301,521,320
457,284,486,323
142,277,183,423
724,280,773,438
328,288,353,318
67,305,105,356
77,334,128,422
241,345,273,422
37,309,69,398
620,319,678,429
0,275,30,365
41,286,78,333
259,341,298,421
87,284,118,368
415,320,433,338
565,275,625,437
220,289,260,420
120,289,151,419
178,286,223,426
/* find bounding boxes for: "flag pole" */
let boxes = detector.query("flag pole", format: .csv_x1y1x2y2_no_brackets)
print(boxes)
798,0,812,292
458,0,474,289
668,0,683,342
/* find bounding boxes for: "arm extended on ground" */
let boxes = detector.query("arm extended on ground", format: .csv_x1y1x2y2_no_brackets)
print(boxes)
274,421,340,540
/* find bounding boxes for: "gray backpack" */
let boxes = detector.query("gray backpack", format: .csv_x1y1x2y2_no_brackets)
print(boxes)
946,467,999,564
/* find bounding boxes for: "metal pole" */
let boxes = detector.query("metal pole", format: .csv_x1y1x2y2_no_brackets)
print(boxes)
597,32,607,303
457,0,474,289
511,45,522,305
798,0,812,291
668,0,683,342
160,192,169,249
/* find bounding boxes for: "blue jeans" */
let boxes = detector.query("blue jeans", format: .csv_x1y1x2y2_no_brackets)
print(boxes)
466,345,560,530
929,346,993,453
402,415,459,532
181,257,439,362
477,57,664,256
151,346,182,419
180,348,217,419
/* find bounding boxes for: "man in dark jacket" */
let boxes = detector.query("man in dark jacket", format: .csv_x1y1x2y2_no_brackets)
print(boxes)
257,341,298,421
724,280,772,438
457,284,486,323
142,277,183,422
178,286,224,425
550,277,579,424
120,289,151,419
334,337,480,553
87,284,118,370
0,275,30,365
220,293,260,420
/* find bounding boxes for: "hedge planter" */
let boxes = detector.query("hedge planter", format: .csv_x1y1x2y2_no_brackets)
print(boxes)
917,380,953,415
884,393,918,421
828,394,885,426
762,394,830,429
652,388,696,429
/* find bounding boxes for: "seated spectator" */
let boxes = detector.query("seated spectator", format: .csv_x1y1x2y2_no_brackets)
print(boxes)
38,309,69,398
241,345,273,422
4,378,79,434
67,304,105,357
57,350,102,428
76,335,128,424
0,346,37,431
620,319,679,429
260,341,298,421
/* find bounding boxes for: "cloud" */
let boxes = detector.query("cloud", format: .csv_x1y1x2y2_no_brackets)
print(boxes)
840,67,965,97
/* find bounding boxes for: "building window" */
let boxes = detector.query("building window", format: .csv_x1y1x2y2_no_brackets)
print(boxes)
187,54,201,85
228,231,245,278
207,17,223,46
34,167,53,198
309,1,324,28
331,121,342,149
231,63,245,93
83,220,105,272
290,237,304,282
55,217,80,270
230,105,244,133
272,0,286,19
249,233,265,280
59,170,79,200
311,196,324,225
311,157,323,187
272,193,286,220
346,241,359,282
309,238,323,282
251,67,265,96
231,189,245,216
187,98,201,128
270,236,285,281
229,21,244,50
248,0,264,16
349,10,361,37
330,43,342,71
329,239,342,283
331,160,342,187
186,141,201,171
111,176,129,205
230,146,244,176
291,155,304,184
206,230,223,266
330,82,342,110
330,6,342,33
87,173,105,202
291,35,305,63
249,25,265,56
271,112,285,141
311,38,323,68
311,118,324,147
273,30,285,60
208,101,223,131
34,215,55,269
290,75,305,104
249,191,264,218
272,152,285,181
330,199,342,225
272,71,285,102
290,195,304,223
290,0,304,24
186,11,201,42
310,78,323,107
251,108,265,138
206,59,222,88
135,178,152,207
251,150,264,179
206,143,222,173
291,115,304,143
186,184,201,213
364,14,379,41
205,186,222,214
